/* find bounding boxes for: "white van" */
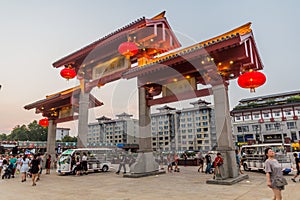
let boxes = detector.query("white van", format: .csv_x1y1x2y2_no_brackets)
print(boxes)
240,143,293,174
57,148,113,175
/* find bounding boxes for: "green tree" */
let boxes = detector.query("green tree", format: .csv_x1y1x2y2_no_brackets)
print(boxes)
27,120,47,141
9,125,29,141
61,135,77,142
0,133,8,141
7,120,48,141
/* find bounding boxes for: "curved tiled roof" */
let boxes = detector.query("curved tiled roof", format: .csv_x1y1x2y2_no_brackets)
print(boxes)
53,17,146,68
24,86,103,110
123,22,253,77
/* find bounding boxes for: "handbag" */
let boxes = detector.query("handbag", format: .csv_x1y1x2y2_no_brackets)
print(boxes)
274,177,288,187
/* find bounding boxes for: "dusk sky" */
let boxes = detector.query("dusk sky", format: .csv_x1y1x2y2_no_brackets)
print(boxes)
1,1,299,135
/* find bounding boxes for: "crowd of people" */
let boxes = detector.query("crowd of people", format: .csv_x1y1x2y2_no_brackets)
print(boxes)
0,152,54,186
1,148,298,200
164,151,225,179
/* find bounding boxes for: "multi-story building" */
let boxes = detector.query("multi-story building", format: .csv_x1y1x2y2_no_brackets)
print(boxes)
56,127,70,141
87,121,102,144
88,100,217,152
151,105,176,152
231,90,300,149
87,113,139,146
151,99,217,152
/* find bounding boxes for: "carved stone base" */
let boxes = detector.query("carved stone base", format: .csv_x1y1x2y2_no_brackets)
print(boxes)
123,152,163,178
206,174,249,185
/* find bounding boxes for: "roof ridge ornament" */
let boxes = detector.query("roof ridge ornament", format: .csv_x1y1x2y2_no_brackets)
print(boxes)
151,11,166,20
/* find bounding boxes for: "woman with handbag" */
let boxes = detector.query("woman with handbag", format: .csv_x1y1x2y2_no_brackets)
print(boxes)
265,147,287,200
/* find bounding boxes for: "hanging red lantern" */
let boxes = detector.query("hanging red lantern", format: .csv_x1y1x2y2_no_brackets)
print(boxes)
238,70,266,92
293,116,298,120
118,42,138,58
39,118,49,127
60,67,76,80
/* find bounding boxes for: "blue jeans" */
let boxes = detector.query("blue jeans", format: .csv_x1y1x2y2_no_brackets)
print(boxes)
205,163,212,173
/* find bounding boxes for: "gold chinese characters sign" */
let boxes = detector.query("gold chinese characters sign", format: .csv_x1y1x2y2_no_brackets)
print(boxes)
92,56,130,81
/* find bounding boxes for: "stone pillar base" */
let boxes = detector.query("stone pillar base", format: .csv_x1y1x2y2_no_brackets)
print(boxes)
217,149,239,179
206,174,249,185
124,152,162,178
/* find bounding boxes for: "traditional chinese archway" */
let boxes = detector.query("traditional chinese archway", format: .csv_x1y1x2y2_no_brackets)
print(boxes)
24,86,103,159
27,11,265,183
123,22,264,182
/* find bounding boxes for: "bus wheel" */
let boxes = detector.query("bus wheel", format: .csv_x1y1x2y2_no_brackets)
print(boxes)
243,163,250,171
102,165,109,172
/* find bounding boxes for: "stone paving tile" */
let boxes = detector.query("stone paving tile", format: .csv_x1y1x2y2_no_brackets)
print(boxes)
0,166,298,200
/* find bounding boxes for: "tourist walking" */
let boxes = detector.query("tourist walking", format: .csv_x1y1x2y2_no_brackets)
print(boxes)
82,152,88,175
75,155,82,176
16,155,22,175
167,153,173,172
116,152,127,174
54,154,58,169
37,153,43,181
20,154,30,182
213,153,223,179
182,152,188,167
265,147,287,200
197,152,204,173
204,152,212,174
173,153,179,172
45,154,51,174
9,155,17,178
235,149,243,174
30,154,40,186
291,153,300,182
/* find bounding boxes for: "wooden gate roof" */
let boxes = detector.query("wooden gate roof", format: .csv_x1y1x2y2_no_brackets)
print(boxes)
52,11,181,71
24,86,103,123
123,22,263,86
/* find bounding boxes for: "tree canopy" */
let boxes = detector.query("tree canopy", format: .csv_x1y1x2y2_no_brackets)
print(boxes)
1,120,77,142
1,120,47,141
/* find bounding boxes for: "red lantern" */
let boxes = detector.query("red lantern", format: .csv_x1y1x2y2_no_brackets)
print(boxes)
39,118,49,127
60,67,76,80
293,116,298,120
238,70,266,92
118,42,138,58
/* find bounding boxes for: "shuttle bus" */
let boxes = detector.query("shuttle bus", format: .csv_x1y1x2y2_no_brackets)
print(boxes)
57,148,115,175
240,143,293,174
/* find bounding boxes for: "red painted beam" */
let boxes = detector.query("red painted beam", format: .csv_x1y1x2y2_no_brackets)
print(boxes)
147,88,212,106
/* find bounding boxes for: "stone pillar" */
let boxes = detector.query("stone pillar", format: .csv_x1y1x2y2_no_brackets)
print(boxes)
46,119,57,167
137,87,152,151
77,85,90,148
127,87,161,177
211,84,238,179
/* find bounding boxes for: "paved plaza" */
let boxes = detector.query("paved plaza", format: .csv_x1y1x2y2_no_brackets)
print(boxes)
0,165,299,200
